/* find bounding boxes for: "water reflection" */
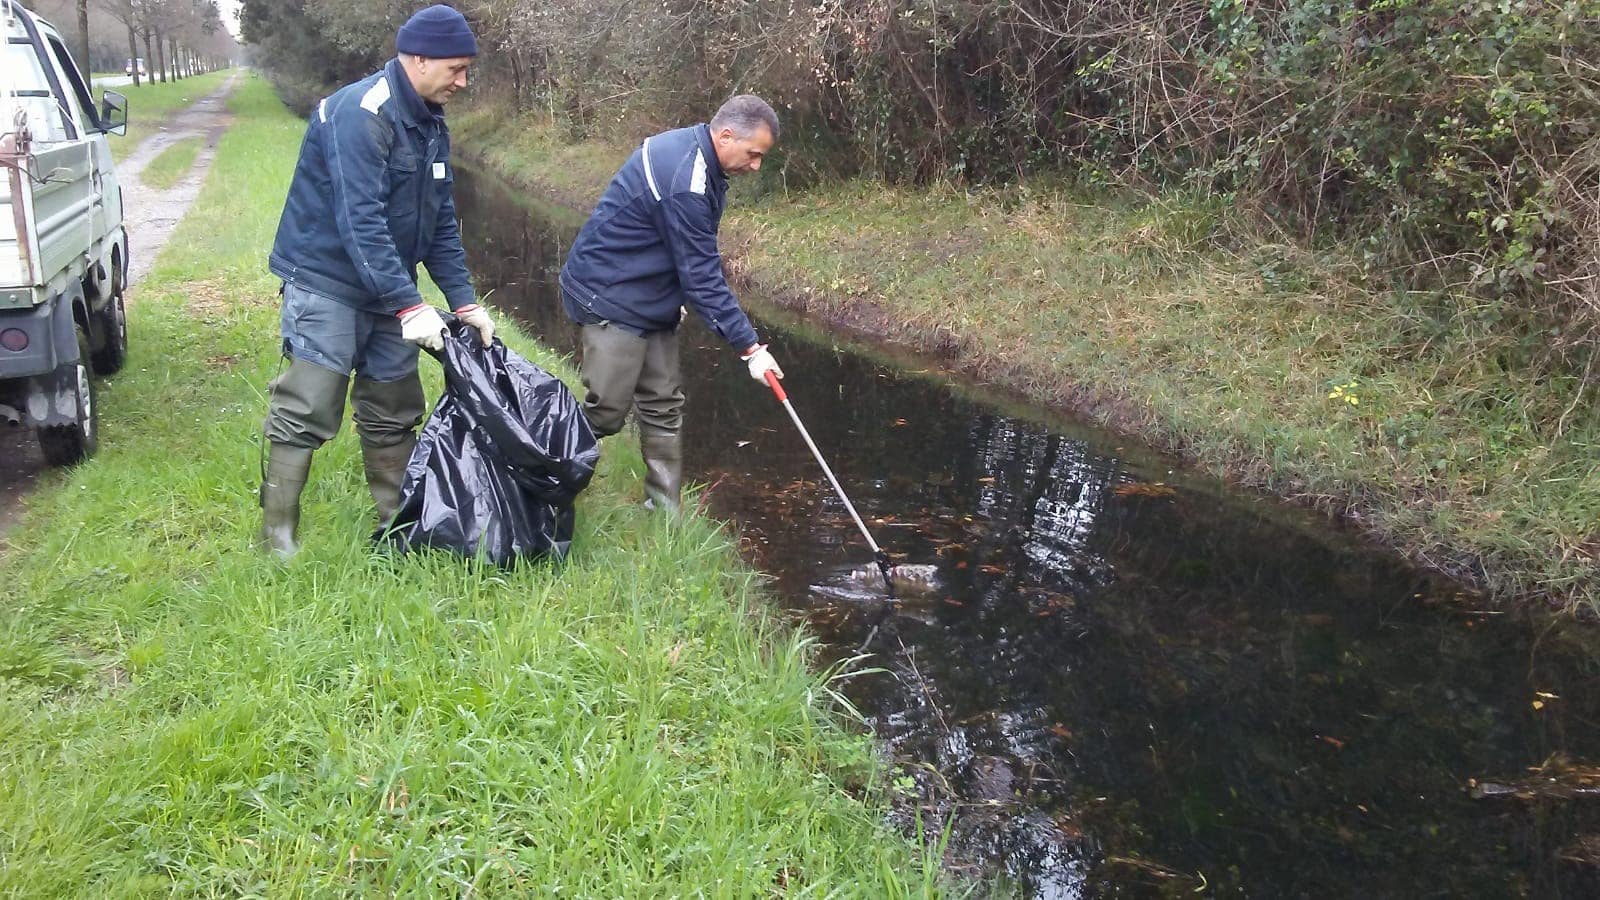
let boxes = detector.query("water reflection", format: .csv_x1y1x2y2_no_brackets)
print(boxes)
455,165,1600,897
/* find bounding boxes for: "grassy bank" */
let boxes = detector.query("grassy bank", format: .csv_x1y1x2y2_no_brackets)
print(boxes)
106,70,232,162
452,106,1599,612
0,75,946,895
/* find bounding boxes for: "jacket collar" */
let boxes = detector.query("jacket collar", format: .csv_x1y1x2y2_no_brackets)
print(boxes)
385,58,440,128
693,124,727,188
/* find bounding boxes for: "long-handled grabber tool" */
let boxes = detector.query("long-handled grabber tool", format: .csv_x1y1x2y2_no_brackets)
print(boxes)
762,371,898,649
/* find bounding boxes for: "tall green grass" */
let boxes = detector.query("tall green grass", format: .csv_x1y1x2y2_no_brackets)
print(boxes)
0,74,947,896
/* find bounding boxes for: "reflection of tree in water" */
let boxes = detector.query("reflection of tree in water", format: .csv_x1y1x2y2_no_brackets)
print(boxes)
452,166,1600,898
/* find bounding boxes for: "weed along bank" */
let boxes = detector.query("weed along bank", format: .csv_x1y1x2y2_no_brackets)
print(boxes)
0,76,948,896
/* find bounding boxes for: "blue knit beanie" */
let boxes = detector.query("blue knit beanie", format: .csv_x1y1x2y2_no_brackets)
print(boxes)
395,5,478,58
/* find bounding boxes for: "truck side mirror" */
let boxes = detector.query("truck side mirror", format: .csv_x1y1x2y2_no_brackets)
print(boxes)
99,90,128,136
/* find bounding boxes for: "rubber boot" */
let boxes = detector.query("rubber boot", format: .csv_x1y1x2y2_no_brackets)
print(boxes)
639,424,682,515
259,443,312,560
352,374,425,528
362,435,416,528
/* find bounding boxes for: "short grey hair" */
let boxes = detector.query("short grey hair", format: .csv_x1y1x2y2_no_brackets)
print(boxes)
710,95,779,142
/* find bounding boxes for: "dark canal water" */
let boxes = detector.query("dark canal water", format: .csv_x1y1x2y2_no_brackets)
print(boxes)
453,165,1600,897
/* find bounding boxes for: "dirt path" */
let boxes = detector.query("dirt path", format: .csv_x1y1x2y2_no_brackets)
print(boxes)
0,74,241,544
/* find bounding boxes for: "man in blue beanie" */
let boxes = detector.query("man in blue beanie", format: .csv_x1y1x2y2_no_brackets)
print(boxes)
259,4,493,559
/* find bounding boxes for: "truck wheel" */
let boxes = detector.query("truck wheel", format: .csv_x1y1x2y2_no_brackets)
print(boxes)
38,325,99,467
91,288,128,375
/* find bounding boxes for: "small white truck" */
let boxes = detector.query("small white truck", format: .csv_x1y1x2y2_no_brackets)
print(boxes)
1,0,129,465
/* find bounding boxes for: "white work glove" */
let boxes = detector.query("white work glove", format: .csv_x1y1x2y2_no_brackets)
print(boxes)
741,343,784,383
397,303,446,352
454,303,495,347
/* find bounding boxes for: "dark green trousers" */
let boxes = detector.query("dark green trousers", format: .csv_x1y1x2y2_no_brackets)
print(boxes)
577,323,684,436
579,323,685,511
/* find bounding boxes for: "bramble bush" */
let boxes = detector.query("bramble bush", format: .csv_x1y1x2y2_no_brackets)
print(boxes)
240,0,1600,365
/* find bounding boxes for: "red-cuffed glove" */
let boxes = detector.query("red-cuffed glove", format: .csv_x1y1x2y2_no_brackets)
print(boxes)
740,343,783,383
397,303,446,351
454,303,495,347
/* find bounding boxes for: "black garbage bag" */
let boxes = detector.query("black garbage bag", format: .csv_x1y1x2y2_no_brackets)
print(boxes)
383,320,599,565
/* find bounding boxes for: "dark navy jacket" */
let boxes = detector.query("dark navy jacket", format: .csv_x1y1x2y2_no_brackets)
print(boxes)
559,125,760,350
269,59,474,314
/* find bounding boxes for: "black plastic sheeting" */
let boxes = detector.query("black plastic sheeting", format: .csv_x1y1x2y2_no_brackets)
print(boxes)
382,320,599,565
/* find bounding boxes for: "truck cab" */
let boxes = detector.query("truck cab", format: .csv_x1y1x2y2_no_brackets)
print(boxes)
1,0,129,465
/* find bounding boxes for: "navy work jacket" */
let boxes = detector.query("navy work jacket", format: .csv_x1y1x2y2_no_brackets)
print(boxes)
559,124,760,350
269,59,474,314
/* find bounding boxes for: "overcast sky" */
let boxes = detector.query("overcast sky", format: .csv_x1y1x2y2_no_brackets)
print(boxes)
217,0,241,40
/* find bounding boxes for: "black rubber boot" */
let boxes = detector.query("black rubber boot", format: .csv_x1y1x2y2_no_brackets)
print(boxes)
362,435,416,528
259,443,312,560
639,424,682,515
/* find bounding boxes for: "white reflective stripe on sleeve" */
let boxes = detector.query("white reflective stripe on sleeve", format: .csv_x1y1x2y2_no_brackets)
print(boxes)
641,137,662,201
360,77,391,114
690,148,707,195
318,99,328,123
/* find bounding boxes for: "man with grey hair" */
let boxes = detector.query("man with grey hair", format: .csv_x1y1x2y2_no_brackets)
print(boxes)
560,94,784,514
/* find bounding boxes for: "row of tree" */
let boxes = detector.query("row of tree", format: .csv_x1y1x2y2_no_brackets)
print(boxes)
238,1,1600,364
28,0,238,85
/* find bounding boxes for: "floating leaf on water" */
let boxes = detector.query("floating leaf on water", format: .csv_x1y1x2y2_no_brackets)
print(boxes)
979,563,1006,574
1050,723,1073,740
1320,735,1346,749
1533,700,1546,710
736,440,752,448
1557,834,1600,866
1113,482,1178,498
893,418,909,426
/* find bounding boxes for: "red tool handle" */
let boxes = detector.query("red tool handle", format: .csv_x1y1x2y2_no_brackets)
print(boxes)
763,369,788,402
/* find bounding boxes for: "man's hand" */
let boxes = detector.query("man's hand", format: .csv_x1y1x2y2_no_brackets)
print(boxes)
397,303,446,352
741,343,784,383
454,303,495,347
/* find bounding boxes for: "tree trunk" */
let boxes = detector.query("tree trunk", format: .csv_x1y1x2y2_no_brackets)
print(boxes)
126,23,140,87
509,49,524,112
141,29,157,84
153,30,168,83
75,0,89,81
